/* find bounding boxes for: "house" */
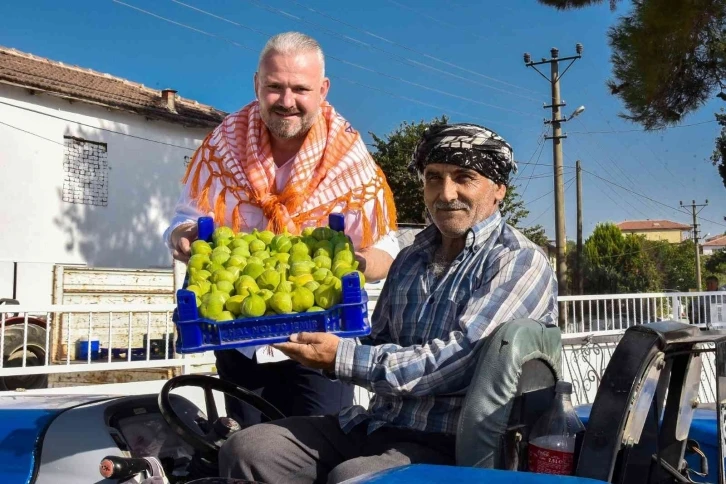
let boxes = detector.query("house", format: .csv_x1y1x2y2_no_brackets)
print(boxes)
703,235,726,256
615,220,691,244
0,46,227,304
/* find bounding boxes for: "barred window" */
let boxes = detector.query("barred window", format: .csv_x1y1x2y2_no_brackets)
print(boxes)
62,136,108,206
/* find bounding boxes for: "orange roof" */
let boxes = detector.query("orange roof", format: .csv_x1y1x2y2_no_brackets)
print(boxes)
0,46,227,128
616,220,691,231
703,235,726,246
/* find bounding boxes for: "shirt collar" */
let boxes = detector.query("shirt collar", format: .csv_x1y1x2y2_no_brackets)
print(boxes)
414,210,503,256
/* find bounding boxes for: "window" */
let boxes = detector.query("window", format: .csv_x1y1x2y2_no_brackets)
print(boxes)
62,136,108,206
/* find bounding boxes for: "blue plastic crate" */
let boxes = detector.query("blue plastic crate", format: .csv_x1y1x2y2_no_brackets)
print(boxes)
173,213,371,354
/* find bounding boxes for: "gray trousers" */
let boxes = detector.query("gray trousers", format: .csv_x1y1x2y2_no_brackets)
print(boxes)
218,415,456,484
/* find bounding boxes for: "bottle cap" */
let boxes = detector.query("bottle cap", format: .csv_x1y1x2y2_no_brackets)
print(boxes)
555,380,572,394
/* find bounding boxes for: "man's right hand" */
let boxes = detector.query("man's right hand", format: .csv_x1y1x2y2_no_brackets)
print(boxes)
170,222,198,263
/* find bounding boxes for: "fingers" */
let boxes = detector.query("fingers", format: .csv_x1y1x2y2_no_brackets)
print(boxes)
289,332,324,344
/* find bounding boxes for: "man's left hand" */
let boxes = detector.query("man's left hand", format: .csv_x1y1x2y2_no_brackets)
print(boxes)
272,332,340,372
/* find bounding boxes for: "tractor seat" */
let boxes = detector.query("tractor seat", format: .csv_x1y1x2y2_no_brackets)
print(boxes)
456,318,563,470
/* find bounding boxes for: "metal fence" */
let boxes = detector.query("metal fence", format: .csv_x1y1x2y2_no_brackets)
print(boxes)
1,290,724,400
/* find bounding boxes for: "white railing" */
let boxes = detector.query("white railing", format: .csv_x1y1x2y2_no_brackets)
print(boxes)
0,303,215,378
1,290,724,399
559,291,725,334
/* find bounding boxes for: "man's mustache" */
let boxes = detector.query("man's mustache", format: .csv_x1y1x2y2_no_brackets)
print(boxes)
272,107,302,116
434,200,470,211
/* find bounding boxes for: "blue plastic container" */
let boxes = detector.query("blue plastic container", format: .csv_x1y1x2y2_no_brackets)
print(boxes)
173,213,371,354
75,338,100,361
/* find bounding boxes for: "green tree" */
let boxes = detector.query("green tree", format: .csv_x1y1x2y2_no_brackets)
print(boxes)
537,0,726,188
370,117,547,244
583,222,661,293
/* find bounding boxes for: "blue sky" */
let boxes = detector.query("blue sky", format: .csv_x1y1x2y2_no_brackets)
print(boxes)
2,0,725,240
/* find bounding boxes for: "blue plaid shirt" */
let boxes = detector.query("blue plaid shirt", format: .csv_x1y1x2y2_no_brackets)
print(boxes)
334,211,558,435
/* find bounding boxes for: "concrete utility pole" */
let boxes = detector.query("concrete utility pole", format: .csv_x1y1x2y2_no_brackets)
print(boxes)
680,199,709,290
576,160,583,295
524,45,584,324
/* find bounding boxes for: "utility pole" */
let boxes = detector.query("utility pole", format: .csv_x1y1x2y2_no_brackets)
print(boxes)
680,199,709,290
576,160,583,295
524,45,584,325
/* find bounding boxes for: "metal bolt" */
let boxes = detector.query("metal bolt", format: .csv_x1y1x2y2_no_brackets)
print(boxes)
656,359,665,370
692,400,699,409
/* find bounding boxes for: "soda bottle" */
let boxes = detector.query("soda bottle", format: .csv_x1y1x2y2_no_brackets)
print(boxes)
528,380,585,475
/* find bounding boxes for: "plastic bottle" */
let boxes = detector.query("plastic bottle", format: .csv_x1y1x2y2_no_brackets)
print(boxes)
528,380,585,475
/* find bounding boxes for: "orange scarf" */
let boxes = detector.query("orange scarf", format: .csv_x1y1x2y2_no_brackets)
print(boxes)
182,100,397,248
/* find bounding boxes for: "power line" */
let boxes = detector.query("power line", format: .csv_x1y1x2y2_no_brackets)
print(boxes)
382,0,492,43
0,100,198,150
274,0,540,95
567,120,717,134
581,168,691,217
115,1,534,121
0,119,65,146
171,0,541,104
526,176,577,226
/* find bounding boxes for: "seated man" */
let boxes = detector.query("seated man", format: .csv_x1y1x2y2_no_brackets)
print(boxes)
218,123,558,484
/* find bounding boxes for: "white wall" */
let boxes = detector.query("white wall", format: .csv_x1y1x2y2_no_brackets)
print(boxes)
0,85,214,302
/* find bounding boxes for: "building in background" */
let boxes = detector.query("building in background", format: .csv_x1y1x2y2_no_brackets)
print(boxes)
0,46,226,305
615,219,691,244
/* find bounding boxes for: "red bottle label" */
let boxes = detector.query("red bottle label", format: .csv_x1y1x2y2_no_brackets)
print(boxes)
528,443,574,475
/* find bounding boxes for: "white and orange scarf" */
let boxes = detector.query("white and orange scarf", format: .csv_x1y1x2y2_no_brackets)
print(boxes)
182,100,397,248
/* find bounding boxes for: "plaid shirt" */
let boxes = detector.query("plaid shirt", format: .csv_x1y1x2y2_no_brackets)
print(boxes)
334,211,558,435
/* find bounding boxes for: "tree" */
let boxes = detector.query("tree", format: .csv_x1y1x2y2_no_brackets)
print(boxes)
370,117,548,245
538,0,726,188
501,184,549,246
582,222,661,293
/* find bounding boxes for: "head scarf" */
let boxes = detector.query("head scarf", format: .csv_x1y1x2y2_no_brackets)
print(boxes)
408,123,517,185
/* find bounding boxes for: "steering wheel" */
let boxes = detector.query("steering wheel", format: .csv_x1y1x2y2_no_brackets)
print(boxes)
158,374,285,455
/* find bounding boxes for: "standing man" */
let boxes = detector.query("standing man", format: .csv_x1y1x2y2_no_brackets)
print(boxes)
163,32,399,427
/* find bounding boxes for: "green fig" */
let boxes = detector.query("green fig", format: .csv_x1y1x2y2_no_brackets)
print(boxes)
256,289,274,302
301,226,316,237
273,252,291,264
290,261,316,277
269,292,294,314
290,241,310,258
225,294,247,316
204,261,225,274
210,250,230,266
312,268,332,282
304,281,321,292
271,234,292,254
241,294,266,318
312,226,334,241
187,254,209,271
291,286,315,312
211,269,236,284
226,254,246,268
314,284,341,309
234,275,259,294
212,226,235,245
231,246,251,258
307,306,325,312
186,284,205,299
257,230,275,245
276,280,294,293
243,262,265,280
240,233,257,244
252,250,271,261
214,281,234,297
256,269,281,291
229,238,250,251
249,239,267,254
313,255,332,270
215,310,235,322
191,240,213,256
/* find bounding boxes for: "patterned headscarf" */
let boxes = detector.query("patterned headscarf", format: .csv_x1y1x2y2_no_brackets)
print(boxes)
408,123,517,186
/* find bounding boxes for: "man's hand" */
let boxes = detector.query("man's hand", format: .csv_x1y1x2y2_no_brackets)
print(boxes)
272,332,339,372
170,212,215,263
170,223,198,263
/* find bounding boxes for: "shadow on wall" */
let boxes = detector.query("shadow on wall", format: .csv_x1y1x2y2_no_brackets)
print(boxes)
53,124,196,269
